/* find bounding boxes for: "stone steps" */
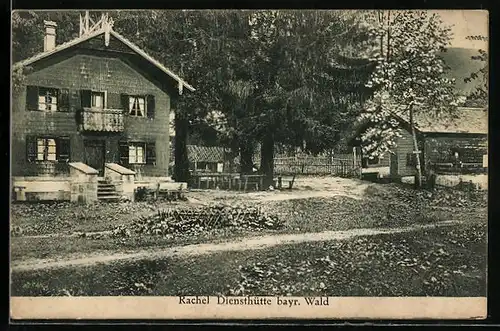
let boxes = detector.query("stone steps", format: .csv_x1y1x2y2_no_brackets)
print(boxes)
97,179,120,202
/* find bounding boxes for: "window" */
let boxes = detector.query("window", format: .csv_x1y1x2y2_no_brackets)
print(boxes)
119,141,156,166
129,143,145,164
362,156,379,167
80,90,107,109
37,138,57,161
367,156,379,165
27,86,70,112
38,87,58,111
129,96,146,117
27,136,70,163
91,91,106,109
121,94,155,118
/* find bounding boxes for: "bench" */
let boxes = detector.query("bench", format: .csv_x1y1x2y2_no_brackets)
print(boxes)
276,174,297,190
238,174,264,191
191,173,239,190
135,182,187,201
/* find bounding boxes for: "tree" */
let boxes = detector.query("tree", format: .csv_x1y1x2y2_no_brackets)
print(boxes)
12,10,81,62
464,35,488,107
246,10,374,187
11,10,375,186
360,10,463,187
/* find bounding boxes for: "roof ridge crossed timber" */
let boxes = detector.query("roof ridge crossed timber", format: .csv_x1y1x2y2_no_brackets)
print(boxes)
12,22,195,95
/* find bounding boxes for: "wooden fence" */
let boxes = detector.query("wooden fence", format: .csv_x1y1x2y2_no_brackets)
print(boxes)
274,154,362,177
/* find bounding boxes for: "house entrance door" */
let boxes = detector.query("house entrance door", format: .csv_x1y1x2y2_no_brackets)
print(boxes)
84,139,106,176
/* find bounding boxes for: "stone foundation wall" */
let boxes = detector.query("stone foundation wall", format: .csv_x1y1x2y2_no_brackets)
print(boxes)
69,162,98,203
12,177,71,201
104,163,136,201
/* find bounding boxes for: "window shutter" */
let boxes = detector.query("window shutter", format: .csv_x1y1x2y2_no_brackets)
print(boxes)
26,135,37,162
121,94,129,114
146,95,155,119
80,90,92,108
119,141,129,166
26,86,39,111
69,89,81,112
146,142,156,165
56,137,71,163
58,88,70,112
107,92,121,109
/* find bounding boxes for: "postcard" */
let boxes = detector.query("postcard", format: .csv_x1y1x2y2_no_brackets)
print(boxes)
10,9,488,320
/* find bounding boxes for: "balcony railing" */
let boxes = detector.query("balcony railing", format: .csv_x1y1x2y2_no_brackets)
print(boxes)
81,107,124,132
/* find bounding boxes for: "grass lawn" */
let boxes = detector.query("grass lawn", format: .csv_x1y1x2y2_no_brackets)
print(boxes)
10,201,163,235
10,227,263,261
10,183,487,263
11,202,484,263
11,221,487,297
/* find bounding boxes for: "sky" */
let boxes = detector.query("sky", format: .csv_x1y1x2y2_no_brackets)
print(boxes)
432,10,489,49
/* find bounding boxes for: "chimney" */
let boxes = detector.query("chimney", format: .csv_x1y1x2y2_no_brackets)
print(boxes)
43,20,57,52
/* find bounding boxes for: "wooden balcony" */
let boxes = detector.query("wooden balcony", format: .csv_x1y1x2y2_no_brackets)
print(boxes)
80,108,124,132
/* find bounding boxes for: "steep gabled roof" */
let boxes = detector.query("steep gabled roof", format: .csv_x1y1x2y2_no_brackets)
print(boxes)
350,107,487,147
12,27,195,93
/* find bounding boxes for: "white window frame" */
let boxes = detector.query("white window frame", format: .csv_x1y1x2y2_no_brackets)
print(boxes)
128,142,146,164
38,87,58,111
36,137,57,161
128,96,146,117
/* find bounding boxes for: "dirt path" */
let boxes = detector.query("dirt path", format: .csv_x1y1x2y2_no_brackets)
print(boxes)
11,220,463,273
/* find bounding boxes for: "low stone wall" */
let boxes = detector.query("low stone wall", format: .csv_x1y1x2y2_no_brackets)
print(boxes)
104,163,136,201
69,162,99,204
362,166,390,178
436,174,488,190
12,177,71,201
400,174,488,190
12,162,100,203
12,164,186,203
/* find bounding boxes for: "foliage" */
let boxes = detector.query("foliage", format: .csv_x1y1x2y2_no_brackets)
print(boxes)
134,187,149,202
463,35,488,107
12,11,81,62
359,11,463,159
114,11,376,179
226,222,486,297
11,221,487,297
130,203,283,237
10,201,156,236
12,66,32,95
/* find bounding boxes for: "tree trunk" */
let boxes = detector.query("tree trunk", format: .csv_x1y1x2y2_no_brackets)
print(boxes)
409,105,423,188
239,140,254,175
173,109,191,184
260,132,275,189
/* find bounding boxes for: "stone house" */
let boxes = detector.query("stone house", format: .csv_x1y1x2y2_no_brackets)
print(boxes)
11,15,194,202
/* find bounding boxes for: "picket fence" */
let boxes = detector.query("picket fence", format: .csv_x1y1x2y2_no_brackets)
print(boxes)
274,153,362,177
